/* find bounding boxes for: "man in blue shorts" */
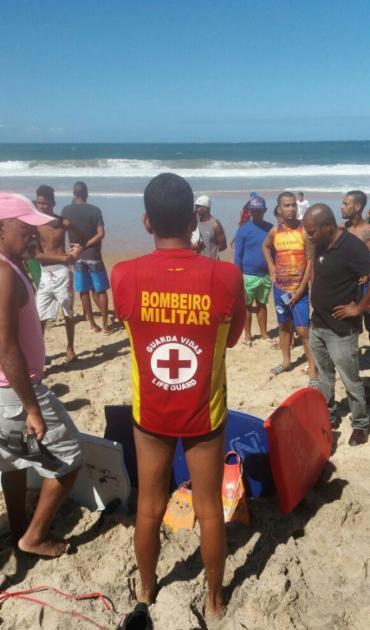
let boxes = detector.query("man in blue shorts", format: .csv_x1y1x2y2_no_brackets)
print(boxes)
62,182,112,335
234,195,274,346
263,192,317,384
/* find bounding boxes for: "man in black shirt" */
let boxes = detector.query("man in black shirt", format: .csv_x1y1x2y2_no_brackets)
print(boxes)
62,182,112,335
303,204,370,446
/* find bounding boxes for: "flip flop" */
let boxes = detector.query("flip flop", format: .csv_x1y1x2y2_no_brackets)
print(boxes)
163,481,196,532
117,602,153,630
102,327,114,336
270,363,290,376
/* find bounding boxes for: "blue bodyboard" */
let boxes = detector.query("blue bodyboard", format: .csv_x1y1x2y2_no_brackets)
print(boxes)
104,406,274,497
173,410,274,497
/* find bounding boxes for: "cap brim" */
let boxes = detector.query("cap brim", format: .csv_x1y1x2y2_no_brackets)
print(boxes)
17,212,55,226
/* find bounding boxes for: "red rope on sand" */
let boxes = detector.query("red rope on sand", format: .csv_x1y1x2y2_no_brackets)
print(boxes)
0,585,113,629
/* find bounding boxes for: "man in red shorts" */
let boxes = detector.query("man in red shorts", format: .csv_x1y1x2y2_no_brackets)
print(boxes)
111,173,245,621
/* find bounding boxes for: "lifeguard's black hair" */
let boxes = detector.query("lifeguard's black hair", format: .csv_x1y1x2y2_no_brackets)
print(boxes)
36,185,55,204
144,173,194,238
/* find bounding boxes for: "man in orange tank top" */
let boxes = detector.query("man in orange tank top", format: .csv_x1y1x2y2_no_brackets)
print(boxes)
263,191,317,384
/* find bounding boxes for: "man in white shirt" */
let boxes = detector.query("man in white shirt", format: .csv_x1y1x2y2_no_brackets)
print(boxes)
297,192,310,221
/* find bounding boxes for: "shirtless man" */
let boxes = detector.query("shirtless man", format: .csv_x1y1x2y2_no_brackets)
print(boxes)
34,185,84,361
341,190,370,335
341,190,370,244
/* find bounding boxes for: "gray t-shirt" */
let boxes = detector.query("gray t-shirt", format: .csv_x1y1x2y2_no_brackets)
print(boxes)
199,217,219,259
61,202,104,261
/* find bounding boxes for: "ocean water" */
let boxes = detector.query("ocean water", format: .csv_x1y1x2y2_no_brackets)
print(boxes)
0,141,369,257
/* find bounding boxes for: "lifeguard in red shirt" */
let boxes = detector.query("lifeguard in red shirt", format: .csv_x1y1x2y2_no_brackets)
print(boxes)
111,173,244,621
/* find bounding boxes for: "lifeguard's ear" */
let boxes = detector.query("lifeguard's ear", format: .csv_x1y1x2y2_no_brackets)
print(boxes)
143,213,153,234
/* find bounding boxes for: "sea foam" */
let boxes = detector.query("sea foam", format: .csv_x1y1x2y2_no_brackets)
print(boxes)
1,158,370,179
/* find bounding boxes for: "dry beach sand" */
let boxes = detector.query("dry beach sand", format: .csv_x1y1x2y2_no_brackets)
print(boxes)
0,288,370,629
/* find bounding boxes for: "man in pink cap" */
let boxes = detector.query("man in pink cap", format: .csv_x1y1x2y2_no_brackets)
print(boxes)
0,193,82,557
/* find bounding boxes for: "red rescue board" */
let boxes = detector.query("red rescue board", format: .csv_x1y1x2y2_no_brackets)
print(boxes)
265,388,332,513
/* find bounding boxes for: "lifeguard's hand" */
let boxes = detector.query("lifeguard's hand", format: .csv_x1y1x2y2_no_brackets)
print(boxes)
332,302,361,320
26,411,47,441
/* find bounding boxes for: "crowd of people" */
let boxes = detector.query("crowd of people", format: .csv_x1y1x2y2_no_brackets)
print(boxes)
0,176,369,626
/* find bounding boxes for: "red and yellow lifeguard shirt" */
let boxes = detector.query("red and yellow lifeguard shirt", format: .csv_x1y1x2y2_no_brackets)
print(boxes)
111,248,245,437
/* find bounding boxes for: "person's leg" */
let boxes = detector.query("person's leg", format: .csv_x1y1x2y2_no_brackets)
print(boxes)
74,264,100,331
309,327,337,423
96,291,110,332
1,469,28,544
255,302,269,339
64,316,76,360
255,275,272,341
133,427,177,603
272,285,291,371
183,430,225,618
91,263,112,333
243,275,256,344
327,331,369,433
80,291,101,331
296,326,317,380
244,304,253,343
292,293,317,381
277,322,292,369
18,467,79,556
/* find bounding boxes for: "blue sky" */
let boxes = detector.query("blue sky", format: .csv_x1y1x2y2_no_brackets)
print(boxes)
0,0,369,142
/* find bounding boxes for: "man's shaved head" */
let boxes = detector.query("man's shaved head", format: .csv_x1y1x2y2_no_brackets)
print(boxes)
303,203,337,247
305,203,337,227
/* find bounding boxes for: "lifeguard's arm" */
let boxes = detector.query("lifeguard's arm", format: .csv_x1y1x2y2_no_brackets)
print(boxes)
227,272,246,347
233,228,244,269
0,263,46,439
215,221,227,252
262,227,276,282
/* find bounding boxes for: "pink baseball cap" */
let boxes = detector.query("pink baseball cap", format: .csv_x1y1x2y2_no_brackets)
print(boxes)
0,192,54,226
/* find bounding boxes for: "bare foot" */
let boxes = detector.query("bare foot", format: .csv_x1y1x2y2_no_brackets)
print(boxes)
66,348,77,362
89,324,101,333
102,326,114,336
205,592,226,623
139,579,158,605
18,535,67,557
